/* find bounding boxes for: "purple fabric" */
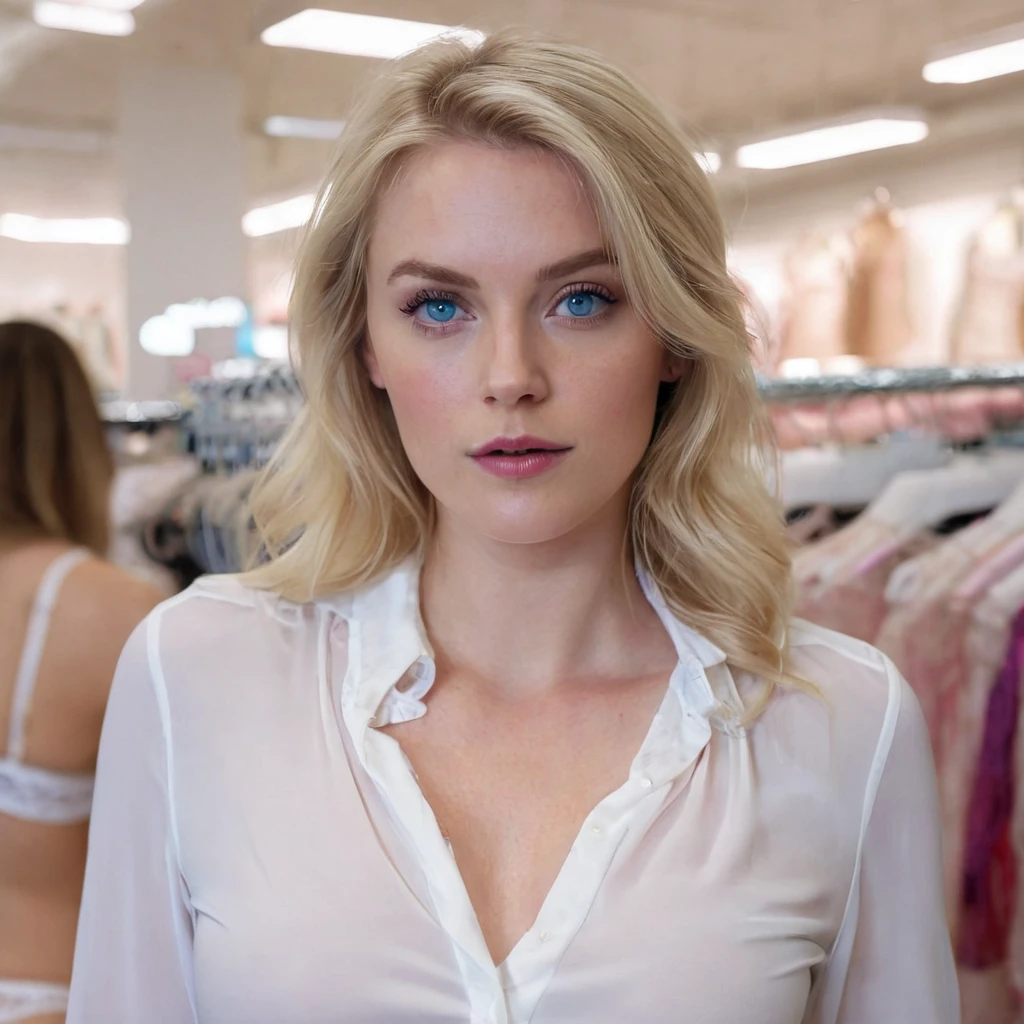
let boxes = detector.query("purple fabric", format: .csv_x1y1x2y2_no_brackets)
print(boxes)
957,607,1024,967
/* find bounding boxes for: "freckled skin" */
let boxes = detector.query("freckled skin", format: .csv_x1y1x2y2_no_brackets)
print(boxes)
363,141,681,547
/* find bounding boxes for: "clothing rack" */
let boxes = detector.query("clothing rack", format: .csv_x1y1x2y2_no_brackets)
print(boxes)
185,363,1024,408
188,365,303,473
758,364,1024,403
101,400,185,426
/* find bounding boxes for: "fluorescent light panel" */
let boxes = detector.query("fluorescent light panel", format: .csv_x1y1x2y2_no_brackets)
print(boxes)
736,112,929,170
0,213,130,245
261,9,484,59
924,22,1024,83
57,0,145,8
242,194,316,237
264,116,346,140
33,1,135,35
698,151,722,174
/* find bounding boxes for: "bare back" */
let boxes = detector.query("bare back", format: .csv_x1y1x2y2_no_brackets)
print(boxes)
0,540,161,989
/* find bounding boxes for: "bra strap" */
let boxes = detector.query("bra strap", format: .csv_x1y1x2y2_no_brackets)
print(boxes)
7,548,90,762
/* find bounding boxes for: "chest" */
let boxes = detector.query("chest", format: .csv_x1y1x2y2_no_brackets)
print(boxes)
390,670,666,819
380,669,671,963
175,650,854,1023
184,745,838,1024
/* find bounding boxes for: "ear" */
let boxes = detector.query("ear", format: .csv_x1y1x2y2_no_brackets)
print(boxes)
660,354,687,385
361,334,386,390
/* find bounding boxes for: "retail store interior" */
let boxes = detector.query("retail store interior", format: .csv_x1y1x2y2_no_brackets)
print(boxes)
3,0,1024,1021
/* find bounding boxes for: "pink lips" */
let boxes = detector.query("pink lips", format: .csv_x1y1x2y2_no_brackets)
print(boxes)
470,435,573,479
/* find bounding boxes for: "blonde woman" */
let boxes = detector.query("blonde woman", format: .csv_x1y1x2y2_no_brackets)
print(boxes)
68,33,957,1023
0,322,161,1024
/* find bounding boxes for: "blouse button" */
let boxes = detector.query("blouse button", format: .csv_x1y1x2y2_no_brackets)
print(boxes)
639,776,653,788
540,930,553,943
591,824,603,834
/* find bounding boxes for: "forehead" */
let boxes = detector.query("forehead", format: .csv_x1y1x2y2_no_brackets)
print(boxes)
368,141,607,278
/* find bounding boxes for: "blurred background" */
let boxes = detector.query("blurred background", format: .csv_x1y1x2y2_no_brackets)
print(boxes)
4,10,1024,1019
0,0,1022,399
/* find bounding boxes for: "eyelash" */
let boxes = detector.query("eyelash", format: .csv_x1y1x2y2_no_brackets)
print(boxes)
556,283,618,313
398,284,619,323
399,289,459,316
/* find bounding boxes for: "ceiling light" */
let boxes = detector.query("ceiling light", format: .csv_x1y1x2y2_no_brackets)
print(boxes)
736,111,929,170
697,151,722,174
264,116,346,140
261,9,484,59
243,194,316,237
33,1,135,35
0,213,130,245
0,124,106,153
923,22,1024,84
57,0,144,8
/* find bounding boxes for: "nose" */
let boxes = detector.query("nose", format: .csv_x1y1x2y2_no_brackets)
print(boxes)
481,313,550,407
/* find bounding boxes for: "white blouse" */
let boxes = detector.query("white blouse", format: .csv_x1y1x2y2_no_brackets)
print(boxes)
67,560,958,1023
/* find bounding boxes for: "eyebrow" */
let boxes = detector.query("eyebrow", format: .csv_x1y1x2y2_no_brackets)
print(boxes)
386,248,614,288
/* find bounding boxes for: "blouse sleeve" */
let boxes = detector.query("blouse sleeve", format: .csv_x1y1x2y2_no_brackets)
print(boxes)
66,614,198,1023
805,671,960,1024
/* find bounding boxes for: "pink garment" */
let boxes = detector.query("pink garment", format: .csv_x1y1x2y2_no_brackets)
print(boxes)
953,613,1024,1024
769,390,1024,451
957,611,1023,967
777,233,849,364
957,533,1024,602
958,963,1020,1024
796,548,904,643
939,588,1024,969
878,525,1024,965
878,594,977,932
795,518,932,643
876,523,1023,934
845,206,915,366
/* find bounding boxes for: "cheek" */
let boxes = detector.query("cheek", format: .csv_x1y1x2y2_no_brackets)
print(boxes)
572,346,663,440
377,357,466,464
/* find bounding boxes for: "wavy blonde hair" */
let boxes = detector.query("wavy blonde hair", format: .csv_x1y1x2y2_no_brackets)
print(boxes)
248,30,796,713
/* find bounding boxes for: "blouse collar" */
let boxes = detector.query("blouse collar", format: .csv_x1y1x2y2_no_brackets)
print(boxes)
334,556,733,736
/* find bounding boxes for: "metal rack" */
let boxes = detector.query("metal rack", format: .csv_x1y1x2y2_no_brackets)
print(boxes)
188,365,303,472
106,363,1024,425
757,364,1024,403
101,399,185,425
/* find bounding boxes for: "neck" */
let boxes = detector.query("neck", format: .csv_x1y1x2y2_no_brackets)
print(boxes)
420,498,675,695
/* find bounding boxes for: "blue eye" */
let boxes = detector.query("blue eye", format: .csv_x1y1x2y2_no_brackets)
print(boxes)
423,300,458,323
404,295,466,326
554,290,610,318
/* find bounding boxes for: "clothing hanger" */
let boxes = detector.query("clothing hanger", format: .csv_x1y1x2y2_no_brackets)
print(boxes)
779,387,950,511
780,434,949,511
981,556,1024,626
865,449,1024,535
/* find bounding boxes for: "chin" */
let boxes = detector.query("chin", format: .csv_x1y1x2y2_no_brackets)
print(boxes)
461,497,605,547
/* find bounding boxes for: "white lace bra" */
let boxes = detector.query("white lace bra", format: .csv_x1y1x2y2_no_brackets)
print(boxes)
0,549,94,824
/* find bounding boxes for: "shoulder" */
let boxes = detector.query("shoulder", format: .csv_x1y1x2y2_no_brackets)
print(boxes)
774,618,921,802
150,573,317,640
53,554,162,669
743,621,929,858
756,619,917,798
65,556,165,631
143,574,325,687
785,616,900,715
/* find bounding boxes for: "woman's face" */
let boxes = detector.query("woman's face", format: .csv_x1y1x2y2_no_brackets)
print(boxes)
364,141,680,546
